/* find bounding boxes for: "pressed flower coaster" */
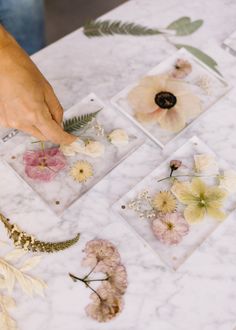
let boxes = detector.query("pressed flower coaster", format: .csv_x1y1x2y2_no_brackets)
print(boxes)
111,48,230,148
112,136,236,270
222,29,236,56
3,93,144,215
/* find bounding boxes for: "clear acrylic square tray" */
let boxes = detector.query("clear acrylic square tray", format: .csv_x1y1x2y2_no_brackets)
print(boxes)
112,136,236,270
111,48,230,148
0,160,62,238
3,93,144,215
222,29,236,56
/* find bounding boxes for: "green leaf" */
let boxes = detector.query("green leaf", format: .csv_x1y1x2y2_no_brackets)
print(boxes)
63,110,100,134
174,44,222,76
167,17,203,36
83,19,162,37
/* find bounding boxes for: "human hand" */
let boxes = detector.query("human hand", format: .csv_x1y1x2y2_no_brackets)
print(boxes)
0,26,76,144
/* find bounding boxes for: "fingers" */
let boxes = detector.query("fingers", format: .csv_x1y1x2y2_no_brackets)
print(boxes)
19,125,47,141
44,85,64,124
35,103,76,145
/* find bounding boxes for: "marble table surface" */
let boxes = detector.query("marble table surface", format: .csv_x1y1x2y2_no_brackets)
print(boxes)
1,0,236,329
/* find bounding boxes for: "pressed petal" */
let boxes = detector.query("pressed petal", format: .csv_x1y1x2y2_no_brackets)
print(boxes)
157,106,186,132
128,85,159,114
140,75,168,90
171,180,195,204
184,204,206,224
206,186,227,203
135,108,164,123
165,79,190,95
219,170,236,193
190,178,207,195
177,93,202,119
207,207,226,221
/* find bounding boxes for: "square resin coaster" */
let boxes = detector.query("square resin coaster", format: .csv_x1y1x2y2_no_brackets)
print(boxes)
111,48,230,148
4,93,144,215
0,160,63,237
222,30,236,56
113,136,236,270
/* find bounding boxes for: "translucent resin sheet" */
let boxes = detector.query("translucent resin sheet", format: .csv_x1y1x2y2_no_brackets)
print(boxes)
222,29,236,56
4,94,144,215
111,48,230,148
113,136,236,270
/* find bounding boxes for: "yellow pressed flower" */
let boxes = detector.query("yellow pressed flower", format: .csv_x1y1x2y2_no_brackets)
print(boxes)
152,191,177,213
70,160,93,183
172,178,227,224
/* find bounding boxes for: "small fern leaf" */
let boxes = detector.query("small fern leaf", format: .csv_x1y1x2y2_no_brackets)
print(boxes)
83,20,162,37
63,110,100,134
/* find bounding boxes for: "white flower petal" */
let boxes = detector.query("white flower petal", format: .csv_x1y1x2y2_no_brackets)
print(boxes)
194,154,219,174
108,129,129,147
219,170,236,193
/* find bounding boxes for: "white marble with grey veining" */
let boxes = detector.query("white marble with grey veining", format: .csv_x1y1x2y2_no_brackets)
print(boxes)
1,0,236,329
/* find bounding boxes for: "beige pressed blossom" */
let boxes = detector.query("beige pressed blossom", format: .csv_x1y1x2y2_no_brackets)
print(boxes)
194,154,219,174
60,138,85,157
83,140,105,158
70,160,93,183
152,191,177,213
127,74,202,132
108,129,129,146
82,239,121,272
171,58,192,79
106,265,128,295
86,283,123,322
172,178,227,223
218,170,236,193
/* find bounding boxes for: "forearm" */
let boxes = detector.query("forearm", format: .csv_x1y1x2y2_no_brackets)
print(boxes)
0,25,15,49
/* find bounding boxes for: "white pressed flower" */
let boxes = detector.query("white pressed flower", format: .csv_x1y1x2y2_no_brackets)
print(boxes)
60,138,85,156
108,129,129,147
83,140,105,158
194,154,219,174
218,170,236,193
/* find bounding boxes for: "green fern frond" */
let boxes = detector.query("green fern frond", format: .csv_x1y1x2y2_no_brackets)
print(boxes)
63,110,100,134
83,20,162,37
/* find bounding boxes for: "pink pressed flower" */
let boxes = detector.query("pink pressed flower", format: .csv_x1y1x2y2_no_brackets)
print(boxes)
106,264,128,295
152,212,189,245
23,147,67,182
86,282,123,322
82,239,121,272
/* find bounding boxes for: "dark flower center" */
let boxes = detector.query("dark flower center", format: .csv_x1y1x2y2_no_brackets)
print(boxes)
80,169,84,173
155,91,177,109
167,222,174,230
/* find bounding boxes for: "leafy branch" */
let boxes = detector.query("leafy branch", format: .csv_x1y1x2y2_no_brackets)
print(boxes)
63,110,101,134
83,16,221,75
0,295,17,330
0,244,47,329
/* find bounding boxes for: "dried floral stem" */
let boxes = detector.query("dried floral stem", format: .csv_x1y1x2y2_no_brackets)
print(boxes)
84,261,98,280
0,213,80,253
69,273,108,301
69,273,109,283
157,173,216,183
